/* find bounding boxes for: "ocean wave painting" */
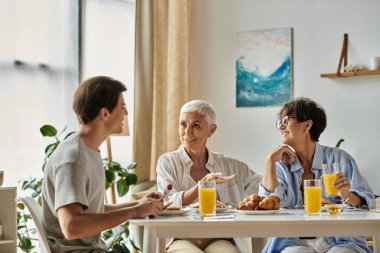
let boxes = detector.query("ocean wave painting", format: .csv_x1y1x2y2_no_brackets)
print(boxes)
235,28,292,107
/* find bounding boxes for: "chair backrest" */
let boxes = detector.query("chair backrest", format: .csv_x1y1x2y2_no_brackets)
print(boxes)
17,197,52,253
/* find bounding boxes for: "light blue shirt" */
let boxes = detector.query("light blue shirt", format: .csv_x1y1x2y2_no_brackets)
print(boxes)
259,143,375,253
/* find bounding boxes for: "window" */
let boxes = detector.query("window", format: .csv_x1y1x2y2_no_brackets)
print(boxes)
0,0,79,186
82,0,136,166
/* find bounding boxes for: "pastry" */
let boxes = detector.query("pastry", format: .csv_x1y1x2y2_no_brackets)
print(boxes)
236,194,281,210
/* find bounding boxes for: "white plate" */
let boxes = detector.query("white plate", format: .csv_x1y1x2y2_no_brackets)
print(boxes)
161,207,192,216
234,209,280,215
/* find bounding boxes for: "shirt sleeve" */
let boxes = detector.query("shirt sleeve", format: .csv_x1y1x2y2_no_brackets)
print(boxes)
343,153,375,208
53,162,89,212
258,162,294,208
156,154,185,207
240,162,262,196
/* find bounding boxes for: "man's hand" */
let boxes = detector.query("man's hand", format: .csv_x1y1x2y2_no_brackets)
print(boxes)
201,172,238,184
133,198,163,218
145,191,163,200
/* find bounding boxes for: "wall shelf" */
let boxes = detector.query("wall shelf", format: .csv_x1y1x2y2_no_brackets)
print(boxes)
320,33,380,78
0,240,15,245
321,69,380,78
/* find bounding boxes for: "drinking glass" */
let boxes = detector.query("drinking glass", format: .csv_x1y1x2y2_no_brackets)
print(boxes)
198,180,216,216
304,179,322,214
322,163,339,197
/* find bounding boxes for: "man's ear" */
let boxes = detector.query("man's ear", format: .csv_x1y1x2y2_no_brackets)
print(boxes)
100,108,108,120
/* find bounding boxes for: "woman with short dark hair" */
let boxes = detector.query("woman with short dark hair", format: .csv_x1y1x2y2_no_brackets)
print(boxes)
260,97,374,253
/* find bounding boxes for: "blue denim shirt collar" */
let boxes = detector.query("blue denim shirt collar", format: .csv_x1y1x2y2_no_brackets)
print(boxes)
289,142,324,174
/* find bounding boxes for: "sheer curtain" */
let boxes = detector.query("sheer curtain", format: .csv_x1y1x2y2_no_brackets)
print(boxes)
0,0,79,187
134,0,190,182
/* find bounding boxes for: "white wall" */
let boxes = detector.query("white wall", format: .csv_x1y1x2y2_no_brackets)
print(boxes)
189,0,380,193
83,0,135,166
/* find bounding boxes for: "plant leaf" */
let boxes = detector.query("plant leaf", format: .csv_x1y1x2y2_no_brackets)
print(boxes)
105,180,110,190
335,138,345,148
64,131,76,140
105,170,115,183
44,143,58,155
129,238,141,251
40,125,57,137
17,203,25,210
117,179,129,197
127,162,137,170
126,173,138,185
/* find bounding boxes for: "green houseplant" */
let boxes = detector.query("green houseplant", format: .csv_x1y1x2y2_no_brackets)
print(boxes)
17,125,139,252
335,138,344,148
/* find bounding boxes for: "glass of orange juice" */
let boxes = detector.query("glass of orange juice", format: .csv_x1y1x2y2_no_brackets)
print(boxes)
304,179,322,215
198,180,216,216
322,163,339,197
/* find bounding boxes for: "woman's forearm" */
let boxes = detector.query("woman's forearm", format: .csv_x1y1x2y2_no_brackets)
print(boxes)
340,190,365,207
261,155,279,193
182,184,199,206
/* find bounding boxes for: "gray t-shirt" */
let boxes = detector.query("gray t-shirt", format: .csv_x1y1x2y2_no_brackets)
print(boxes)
42,134,107,253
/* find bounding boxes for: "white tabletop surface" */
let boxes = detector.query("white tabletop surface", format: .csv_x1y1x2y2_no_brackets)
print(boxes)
130,209,380,253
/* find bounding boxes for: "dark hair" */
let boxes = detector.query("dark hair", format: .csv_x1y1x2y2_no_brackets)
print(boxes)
73,76,127,124
278,97,326,142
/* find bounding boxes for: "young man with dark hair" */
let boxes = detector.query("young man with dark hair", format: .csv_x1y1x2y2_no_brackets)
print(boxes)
42,76,163,252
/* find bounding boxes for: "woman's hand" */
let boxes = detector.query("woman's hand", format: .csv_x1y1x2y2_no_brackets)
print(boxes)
262,144,296,192
333,172,351,195
269,144,297,165
333,173,364,207
201,172,237,184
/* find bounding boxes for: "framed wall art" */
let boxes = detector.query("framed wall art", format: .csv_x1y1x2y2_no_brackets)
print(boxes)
235,28,293,107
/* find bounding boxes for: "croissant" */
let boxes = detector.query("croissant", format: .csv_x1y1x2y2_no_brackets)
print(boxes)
236,194,281,210
237,194,263,210
259,196,281,210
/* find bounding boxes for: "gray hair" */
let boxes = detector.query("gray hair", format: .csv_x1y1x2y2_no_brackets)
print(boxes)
180,100,216,125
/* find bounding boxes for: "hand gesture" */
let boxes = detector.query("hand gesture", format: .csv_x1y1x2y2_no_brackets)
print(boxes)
201,172,237,184
145,191,163,200
269,144,297,165
133,198,163,218
333,172,351,193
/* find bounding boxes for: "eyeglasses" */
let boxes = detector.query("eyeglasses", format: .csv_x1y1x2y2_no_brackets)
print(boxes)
276,116,296,130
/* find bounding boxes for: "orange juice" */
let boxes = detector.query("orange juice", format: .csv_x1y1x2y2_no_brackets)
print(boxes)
304,186,322,214
199,188,216,215
322,163,339,197
323,173,338,196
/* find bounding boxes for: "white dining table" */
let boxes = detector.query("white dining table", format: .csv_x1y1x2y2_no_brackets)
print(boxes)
130,209,380,253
